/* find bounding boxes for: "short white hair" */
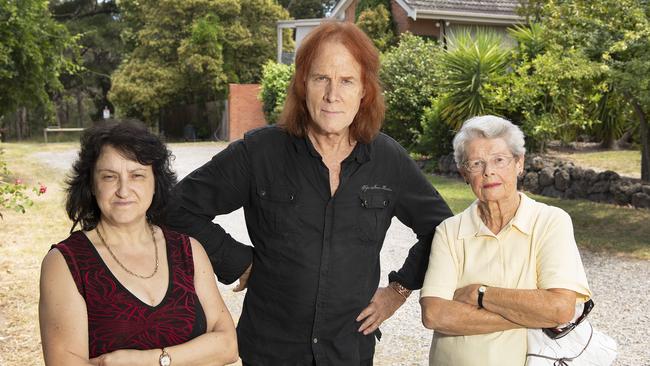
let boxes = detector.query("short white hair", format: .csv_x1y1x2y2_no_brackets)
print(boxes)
452,115,526,167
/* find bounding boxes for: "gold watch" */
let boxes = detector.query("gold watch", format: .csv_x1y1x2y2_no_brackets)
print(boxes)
389,281,412,299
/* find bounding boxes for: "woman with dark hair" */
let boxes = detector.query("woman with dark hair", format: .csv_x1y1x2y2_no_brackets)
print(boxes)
165,21,452,365
39,120,238,366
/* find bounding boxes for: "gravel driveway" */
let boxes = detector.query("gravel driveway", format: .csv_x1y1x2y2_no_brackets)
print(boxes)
34,143,650,366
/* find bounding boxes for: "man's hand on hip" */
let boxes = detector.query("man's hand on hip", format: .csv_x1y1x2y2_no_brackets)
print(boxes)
355,286,407,335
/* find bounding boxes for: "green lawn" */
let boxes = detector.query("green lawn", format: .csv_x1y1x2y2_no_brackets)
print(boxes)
551,150,641,178
429,175,650,260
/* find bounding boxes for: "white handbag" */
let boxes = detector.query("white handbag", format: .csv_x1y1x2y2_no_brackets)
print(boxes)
526,300,618,366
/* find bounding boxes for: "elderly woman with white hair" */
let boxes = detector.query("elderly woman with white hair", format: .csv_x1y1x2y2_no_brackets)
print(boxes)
419,115,592,365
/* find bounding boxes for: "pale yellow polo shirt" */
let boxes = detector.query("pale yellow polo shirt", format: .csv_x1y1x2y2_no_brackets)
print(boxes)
420,192,591,366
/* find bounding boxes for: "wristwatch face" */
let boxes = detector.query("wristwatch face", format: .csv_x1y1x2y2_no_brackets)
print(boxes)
160,354,171,366
478,286,486,294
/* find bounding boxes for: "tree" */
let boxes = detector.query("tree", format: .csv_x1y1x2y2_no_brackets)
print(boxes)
226,0,293,84
356,4,396,52
109,0,290,124
49,0,123,123
0,0,77,136
380,33,441,149
506,46,607,150
535,0,650,180
277,0,336,19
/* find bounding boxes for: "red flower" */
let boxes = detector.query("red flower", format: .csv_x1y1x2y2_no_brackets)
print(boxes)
38,183,47,195
15,179,23,185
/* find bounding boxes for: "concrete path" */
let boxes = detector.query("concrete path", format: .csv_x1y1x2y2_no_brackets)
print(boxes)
33,142,650,366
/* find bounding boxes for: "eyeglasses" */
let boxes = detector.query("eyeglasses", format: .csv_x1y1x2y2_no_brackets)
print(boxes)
542,299,594,340
462,155,515,174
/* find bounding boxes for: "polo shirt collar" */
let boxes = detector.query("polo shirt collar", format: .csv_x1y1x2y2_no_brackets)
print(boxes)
510,192,534,236
457,192,534,239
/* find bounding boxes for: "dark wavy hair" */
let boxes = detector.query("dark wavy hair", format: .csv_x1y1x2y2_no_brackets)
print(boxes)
65,120,177,232
279,21,385,144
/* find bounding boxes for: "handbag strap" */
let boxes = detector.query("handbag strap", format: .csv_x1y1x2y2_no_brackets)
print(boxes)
526,322,594,366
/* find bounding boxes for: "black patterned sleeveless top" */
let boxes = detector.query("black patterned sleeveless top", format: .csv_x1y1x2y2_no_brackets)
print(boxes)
52,227,207,358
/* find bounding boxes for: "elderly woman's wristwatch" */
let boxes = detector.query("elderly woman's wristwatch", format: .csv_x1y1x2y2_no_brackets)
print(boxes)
159,348,171,366
477,285,487,309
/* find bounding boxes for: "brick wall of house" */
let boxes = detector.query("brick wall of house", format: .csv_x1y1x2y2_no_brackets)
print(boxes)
408,19,442,38
228,84,267,141
390,0,441,38
391,0,410,33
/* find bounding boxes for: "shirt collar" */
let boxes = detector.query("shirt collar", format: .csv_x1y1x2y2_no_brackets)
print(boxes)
457,192,534,239
292,133,372,163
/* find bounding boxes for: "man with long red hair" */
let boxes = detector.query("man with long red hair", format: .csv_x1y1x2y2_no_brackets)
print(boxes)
166,21,452,365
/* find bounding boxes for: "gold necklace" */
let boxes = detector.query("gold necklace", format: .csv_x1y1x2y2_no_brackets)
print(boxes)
96,222,159,279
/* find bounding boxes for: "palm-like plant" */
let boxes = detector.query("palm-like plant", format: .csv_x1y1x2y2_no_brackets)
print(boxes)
508,23,546,61
438,29,510,130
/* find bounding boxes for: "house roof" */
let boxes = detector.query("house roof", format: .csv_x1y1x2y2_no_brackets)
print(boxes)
331,0,522,24
403,0,519,16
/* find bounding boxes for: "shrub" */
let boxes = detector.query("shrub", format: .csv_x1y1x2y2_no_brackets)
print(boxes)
380,33,441,149
356,4,396,52
0,149,46,217
418,99,455,159
505,46,607,150
259,60,294,124
436,29,510,130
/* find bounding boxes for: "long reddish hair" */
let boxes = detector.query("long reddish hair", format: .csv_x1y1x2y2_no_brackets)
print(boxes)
279,21,384,144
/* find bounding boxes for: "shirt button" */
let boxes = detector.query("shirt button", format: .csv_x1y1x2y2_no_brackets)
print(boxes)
313,338,318,344
260,190,266,197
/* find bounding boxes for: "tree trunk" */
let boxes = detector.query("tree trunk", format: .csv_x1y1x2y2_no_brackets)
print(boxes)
632,100,650,182
14,107,27,140
21,107,29,138
77,90,84,127
614,129,634,149
14,109,21,140
600,134,618,150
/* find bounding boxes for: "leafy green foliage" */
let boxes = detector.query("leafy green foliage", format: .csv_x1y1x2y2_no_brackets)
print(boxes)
507,23,546,60
418,99,455,158
0,0,77,119
259,61,294,124
0,148,45,217
355,0,391,19
109,0,290,124
436,30,510,130
523,0,650,179
356,4,396,52
50,0,123,122
276,0,336,18
380,33,441,149
505,46,608,149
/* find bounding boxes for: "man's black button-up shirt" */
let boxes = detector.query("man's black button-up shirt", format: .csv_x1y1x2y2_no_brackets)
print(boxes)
165,126,453,365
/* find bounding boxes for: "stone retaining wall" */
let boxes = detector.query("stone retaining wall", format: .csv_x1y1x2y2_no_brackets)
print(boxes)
435,153,650,209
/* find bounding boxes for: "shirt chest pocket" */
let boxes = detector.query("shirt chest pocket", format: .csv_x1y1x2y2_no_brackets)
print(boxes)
356,190,393,244
256,185,299,238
